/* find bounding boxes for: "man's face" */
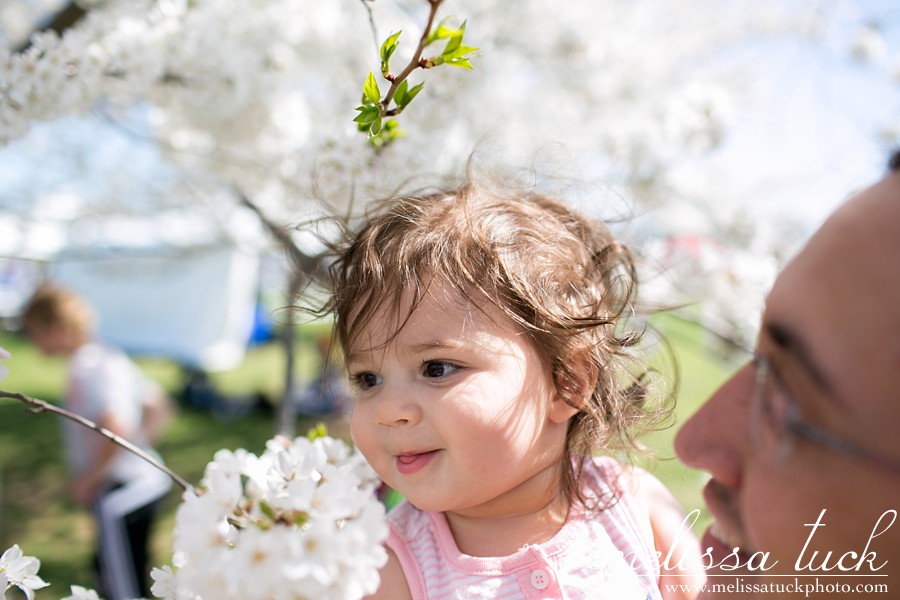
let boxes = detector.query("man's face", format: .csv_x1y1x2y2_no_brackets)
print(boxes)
675,171,900,593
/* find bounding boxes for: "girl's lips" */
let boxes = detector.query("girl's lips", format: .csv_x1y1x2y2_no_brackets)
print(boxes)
396,450,438,475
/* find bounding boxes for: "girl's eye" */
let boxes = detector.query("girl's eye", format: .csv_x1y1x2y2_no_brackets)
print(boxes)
352,372,382,390
422,361,458,379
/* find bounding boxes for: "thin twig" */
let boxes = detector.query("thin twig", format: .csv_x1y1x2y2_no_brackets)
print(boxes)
381,0,444,109
359,0,380,56
0,389,196,495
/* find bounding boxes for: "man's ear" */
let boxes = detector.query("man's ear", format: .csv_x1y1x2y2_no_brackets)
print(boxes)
548,350,597,424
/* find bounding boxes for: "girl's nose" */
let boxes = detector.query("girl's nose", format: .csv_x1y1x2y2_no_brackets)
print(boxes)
374,381,423,427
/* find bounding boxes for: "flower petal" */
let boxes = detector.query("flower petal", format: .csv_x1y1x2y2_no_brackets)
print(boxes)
0,543,23,566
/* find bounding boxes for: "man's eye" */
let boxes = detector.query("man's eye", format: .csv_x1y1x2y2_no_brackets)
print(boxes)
352,372,382,390
422,361,458,379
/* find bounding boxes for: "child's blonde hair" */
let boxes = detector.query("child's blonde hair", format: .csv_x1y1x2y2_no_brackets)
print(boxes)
22,283,96,340
323,180,669,508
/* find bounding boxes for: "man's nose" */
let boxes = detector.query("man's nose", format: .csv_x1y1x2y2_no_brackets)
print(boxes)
674,361,755,488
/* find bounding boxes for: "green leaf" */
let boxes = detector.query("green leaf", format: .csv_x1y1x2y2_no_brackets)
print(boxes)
400,81,425,107
306,422,329,441
441,30,478,69
444,57,475,69
353,104,380,124
380,30,402,75
394,80,409,107
368,119,407,150
442,33,463,56
369,114,383,136
380,31,402,62
444,44,478,59
259,500,277,522
443,45,478,68
363,71,381,105
425,19,462,45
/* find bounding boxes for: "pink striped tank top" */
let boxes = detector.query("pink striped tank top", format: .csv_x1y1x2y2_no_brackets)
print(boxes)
386,456,663,599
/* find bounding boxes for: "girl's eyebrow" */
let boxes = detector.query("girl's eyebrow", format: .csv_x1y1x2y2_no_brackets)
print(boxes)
346,340,463,364
408,340,464,355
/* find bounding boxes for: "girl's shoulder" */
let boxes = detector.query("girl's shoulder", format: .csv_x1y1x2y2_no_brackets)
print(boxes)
579,455,634,500
385,499,431,541
580,455,666,507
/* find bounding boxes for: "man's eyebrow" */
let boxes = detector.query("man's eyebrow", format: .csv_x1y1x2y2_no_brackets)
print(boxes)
764,320,833,394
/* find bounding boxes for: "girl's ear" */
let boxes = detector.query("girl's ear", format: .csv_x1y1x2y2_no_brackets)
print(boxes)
548,350,597,424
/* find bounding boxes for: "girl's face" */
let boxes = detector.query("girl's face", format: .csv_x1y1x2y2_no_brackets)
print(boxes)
347,282,577,520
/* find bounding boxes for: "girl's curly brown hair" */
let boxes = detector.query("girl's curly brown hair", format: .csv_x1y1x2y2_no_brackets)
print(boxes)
322,178,671,509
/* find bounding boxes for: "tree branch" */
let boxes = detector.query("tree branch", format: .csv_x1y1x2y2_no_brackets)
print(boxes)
359,0,380,56
14,0,88,54
235,188,321,278
381,0,444,109
0,389,195,495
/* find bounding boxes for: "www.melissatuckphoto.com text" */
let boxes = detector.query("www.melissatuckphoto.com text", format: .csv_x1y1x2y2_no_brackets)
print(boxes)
665,576,889,597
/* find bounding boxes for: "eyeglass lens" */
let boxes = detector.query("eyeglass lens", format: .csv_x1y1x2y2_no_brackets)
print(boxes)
752,356,793,463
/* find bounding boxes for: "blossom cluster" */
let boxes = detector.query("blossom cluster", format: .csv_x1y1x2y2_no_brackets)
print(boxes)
150,433,388,600
640,230,781,350
0,0,854,335
1,544,49,600
0,402,387,600
2,0,899,337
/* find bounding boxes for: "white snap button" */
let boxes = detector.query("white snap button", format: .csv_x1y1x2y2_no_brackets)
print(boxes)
530,569,549,590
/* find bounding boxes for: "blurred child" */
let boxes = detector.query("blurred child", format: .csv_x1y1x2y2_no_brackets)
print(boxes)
323,180,705,599
22,283,172,600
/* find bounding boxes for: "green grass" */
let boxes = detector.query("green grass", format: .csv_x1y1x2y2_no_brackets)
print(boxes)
640,314,742,533
0,326,343,599
0,316,740,599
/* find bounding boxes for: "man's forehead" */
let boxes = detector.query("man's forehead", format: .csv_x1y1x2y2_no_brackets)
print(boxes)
776,172,900,297
762,171,900,410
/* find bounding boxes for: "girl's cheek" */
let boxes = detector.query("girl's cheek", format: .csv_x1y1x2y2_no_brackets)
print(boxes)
348,403,368,447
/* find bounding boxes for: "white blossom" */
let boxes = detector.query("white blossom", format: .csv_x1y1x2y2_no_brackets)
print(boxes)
851,24,888,64
60,585,103,600
0,0,876,334
0,545,50,600
158,434,387,600
150,566,178,600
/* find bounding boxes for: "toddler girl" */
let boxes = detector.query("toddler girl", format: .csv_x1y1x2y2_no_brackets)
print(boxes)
323,179,704,599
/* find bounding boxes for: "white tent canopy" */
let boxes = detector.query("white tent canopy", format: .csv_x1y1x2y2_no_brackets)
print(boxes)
52,242,261,372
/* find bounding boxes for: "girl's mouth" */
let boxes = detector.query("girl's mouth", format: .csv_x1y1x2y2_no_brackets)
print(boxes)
396,450,438,475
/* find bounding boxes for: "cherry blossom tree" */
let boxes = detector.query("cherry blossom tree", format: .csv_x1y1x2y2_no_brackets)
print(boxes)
1,0,897,389
1,3,899,596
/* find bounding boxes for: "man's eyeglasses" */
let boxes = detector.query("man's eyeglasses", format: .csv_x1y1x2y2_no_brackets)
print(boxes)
750,353,900,477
